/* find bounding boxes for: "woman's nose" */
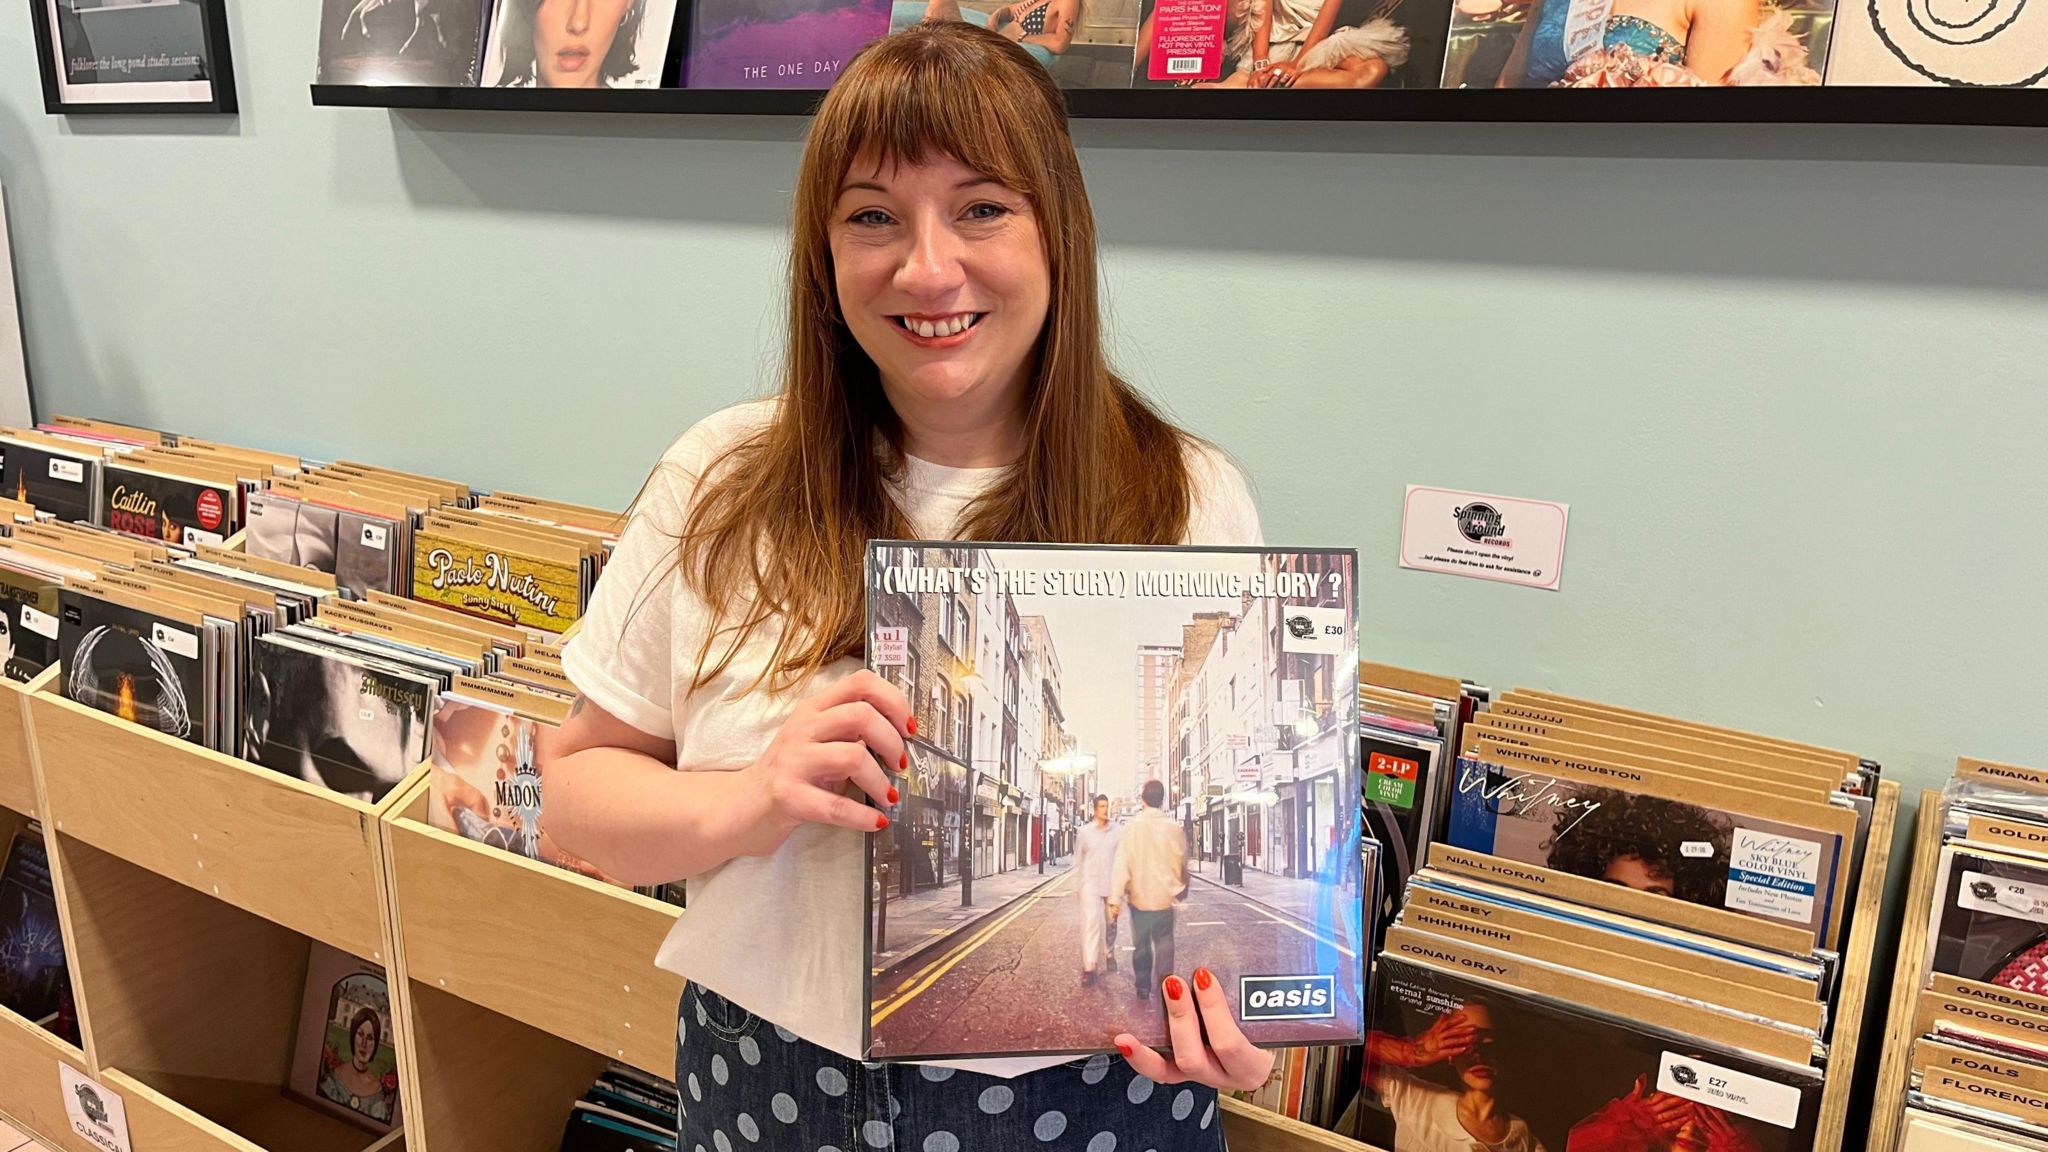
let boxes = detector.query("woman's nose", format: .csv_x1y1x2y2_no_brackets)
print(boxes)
567,0,592,34
896,216,967,295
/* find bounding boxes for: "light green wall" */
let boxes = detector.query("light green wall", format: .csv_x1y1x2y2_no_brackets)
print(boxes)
4,9,2045,851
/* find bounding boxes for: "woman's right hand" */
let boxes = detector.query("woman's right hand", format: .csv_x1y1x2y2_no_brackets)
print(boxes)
1410,1009,1478,1065
733,670,911,858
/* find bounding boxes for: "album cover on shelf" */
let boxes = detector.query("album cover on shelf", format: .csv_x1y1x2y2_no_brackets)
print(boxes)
57,586,209,748
861,541,1361,1061
0,562,61,683
315,0,491,84
1362,950,1824,1152
481,0,682,87
245,633,435,803
1129,0,1447,89
1439,0,1832,88
1927,844,2048,1000
684,0,893,87
244,491,405,600
1899,1105,2048,1152
0,828,68,1027
102,462,239,547
288,942,402,1134
1443,751,1849,949
428,693,623,883
0,434,102,525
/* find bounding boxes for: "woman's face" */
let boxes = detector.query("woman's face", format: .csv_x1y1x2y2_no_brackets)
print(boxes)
830,151,1050,435
352,1020,378,1066
1448,1004,1499,1092
533,0,631,87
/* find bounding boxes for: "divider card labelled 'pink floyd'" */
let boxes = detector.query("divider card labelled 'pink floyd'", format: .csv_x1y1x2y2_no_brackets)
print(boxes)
861,542,1362,1061
1443,754,1846,950
1365,953,1823,1152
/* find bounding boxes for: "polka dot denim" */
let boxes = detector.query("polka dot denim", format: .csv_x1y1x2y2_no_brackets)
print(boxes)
675,984,1227,1152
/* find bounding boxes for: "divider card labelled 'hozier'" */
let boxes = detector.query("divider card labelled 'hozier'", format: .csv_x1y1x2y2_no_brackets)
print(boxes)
1443,742,1854,950
861,541,1362,1061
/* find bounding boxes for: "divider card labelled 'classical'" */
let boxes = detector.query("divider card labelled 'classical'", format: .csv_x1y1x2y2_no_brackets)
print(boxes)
861,542,1363,1061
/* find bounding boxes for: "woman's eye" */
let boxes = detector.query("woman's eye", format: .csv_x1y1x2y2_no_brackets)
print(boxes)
964,202,1010,221
849,208,894,226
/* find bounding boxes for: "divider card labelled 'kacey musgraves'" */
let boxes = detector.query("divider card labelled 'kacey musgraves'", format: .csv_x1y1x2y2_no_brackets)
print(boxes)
861,541,1363,1061
1443,748,1850,950
410,530,584,635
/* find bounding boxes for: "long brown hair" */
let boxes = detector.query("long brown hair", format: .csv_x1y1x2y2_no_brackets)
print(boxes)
672,20,1197,694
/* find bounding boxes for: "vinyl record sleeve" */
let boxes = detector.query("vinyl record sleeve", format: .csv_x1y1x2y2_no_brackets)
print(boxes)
103,463,237,547
0,438,99,525
57,587,206,746
1929,845,2048,998
0,563,61,683
860,541,1362,1061
287,943,401,1133
1363,727,1443,952
411,529,583,634
1444,752,1845,949
0,828,67,1024
1898,1103,2048,1151
245,634,432,803
315,0,489,84
1362,951,1823,1152
426,693,623,884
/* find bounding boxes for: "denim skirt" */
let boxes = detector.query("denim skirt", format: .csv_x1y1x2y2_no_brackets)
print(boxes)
675,984,1228,1152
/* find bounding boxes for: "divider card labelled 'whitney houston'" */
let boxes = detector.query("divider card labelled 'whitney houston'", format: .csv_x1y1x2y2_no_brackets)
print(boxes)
861,542,1363,1061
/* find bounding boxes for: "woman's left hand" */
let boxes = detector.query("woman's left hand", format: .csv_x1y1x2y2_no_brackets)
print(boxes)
1113,968,1275,1091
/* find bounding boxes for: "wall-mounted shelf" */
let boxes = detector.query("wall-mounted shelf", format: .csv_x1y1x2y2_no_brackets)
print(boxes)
309,83,2048,127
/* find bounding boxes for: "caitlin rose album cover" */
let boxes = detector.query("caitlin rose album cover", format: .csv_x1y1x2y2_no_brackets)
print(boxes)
862,542,1362,1061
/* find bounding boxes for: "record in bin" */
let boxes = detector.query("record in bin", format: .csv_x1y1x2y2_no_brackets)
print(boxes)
859,542,1363,1061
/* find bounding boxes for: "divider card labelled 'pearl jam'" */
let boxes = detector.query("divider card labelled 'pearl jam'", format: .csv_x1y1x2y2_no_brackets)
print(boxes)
861,542,1362,1061
1443,750,1850,950
1365,952,1822,1152
409,530,583,635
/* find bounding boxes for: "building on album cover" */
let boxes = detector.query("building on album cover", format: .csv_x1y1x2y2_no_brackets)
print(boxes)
862,541,1362,1061
1361,953,1822,1152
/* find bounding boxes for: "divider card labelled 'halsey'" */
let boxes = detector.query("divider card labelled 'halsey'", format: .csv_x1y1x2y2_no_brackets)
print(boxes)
861,542,1362,1061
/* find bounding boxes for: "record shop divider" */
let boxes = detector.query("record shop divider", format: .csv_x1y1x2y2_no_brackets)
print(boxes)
1866,790,1945,1152
0,642,1903,1152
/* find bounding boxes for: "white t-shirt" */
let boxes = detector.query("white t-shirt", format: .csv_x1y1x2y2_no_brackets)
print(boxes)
1375,1067,1546,1152
562,398,1262,1078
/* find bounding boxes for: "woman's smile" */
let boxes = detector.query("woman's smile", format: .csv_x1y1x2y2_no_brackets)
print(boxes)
892,311,987,346
555,44,592,72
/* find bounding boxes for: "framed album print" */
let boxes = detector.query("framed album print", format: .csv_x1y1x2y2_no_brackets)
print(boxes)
29,0,238,114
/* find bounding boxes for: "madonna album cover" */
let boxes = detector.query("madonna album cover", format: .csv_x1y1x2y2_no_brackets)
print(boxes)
862,541,1362,1060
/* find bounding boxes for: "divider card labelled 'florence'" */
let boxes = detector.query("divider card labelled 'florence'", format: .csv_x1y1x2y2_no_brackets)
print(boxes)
861,542,1363,1061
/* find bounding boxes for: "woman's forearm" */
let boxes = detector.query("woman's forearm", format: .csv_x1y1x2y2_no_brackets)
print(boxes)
545,746,766,886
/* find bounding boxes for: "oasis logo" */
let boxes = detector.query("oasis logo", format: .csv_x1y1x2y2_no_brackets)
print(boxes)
1240,975,1336,1021
1454,502,1507,544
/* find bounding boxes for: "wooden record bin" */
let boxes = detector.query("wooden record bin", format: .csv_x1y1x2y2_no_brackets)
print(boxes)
376,769,686,1152
1865,788,1944,1152
20,675,420,1152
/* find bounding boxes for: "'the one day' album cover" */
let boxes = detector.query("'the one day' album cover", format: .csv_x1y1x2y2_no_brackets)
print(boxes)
862,542,1362,1061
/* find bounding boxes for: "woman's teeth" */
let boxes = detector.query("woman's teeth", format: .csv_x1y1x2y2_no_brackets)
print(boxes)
899,314,980,338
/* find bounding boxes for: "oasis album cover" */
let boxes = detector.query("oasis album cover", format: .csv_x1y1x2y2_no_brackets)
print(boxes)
863,541,1362,1060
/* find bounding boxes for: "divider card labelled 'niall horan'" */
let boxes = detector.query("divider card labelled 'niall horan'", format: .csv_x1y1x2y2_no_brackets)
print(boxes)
861,542,1362,1061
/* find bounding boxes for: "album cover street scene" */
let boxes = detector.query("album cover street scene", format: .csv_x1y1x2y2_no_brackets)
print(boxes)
863,542,1364,1060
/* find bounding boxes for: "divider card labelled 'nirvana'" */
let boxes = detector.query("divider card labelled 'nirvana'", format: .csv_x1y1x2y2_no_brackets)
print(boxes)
861,542,1362,1061
1443,748,1850,950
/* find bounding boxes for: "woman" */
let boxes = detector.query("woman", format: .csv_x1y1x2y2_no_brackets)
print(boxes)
487,0,651,88
1366,1002,1548,1152
318,1008,396,1124
545,19,1273,1151
904,0,1077,72
1543,789,1733,906
1496,0,1762,85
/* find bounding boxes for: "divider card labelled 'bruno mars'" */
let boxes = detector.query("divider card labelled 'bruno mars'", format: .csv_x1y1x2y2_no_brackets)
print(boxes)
861,542,1363,1061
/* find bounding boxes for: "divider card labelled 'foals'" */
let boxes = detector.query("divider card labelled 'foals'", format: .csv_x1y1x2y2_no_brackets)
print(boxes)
860,542,1361,1062
410,530,584,635
1444,743,1849,950
1362,951,1823,1152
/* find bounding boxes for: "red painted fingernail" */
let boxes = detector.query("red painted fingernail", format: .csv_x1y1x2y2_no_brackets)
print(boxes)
1195,967,1213,992
1117,1042,1134,1057
876,815,890,831
907,716,918,735
887,786,899,804
1164,976,1184,1002
900,752,907,771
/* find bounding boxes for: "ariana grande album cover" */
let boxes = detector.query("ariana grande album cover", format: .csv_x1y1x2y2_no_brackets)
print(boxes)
861,541,1362,1061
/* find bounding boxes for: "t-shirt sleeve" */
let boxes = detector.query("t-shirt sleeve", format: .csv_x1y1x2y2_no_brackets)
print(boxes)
562,416,740,740
1182,440,1263,547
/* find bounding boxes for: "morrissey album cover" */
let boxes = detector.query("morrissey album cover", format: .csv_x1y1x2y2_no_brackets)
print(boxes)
246,635,434,803
862,542,1362,1061
1443,754,1847,949
1364,953,1823,1152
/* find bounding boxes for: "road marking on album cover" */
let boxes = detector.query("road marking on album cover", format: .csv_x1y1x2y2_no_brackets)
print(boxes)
1249,905,1357,958
1724,829,1822,923
1655,1051,1801,1129
869,874,1075,1026
1239,975,1337,1021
